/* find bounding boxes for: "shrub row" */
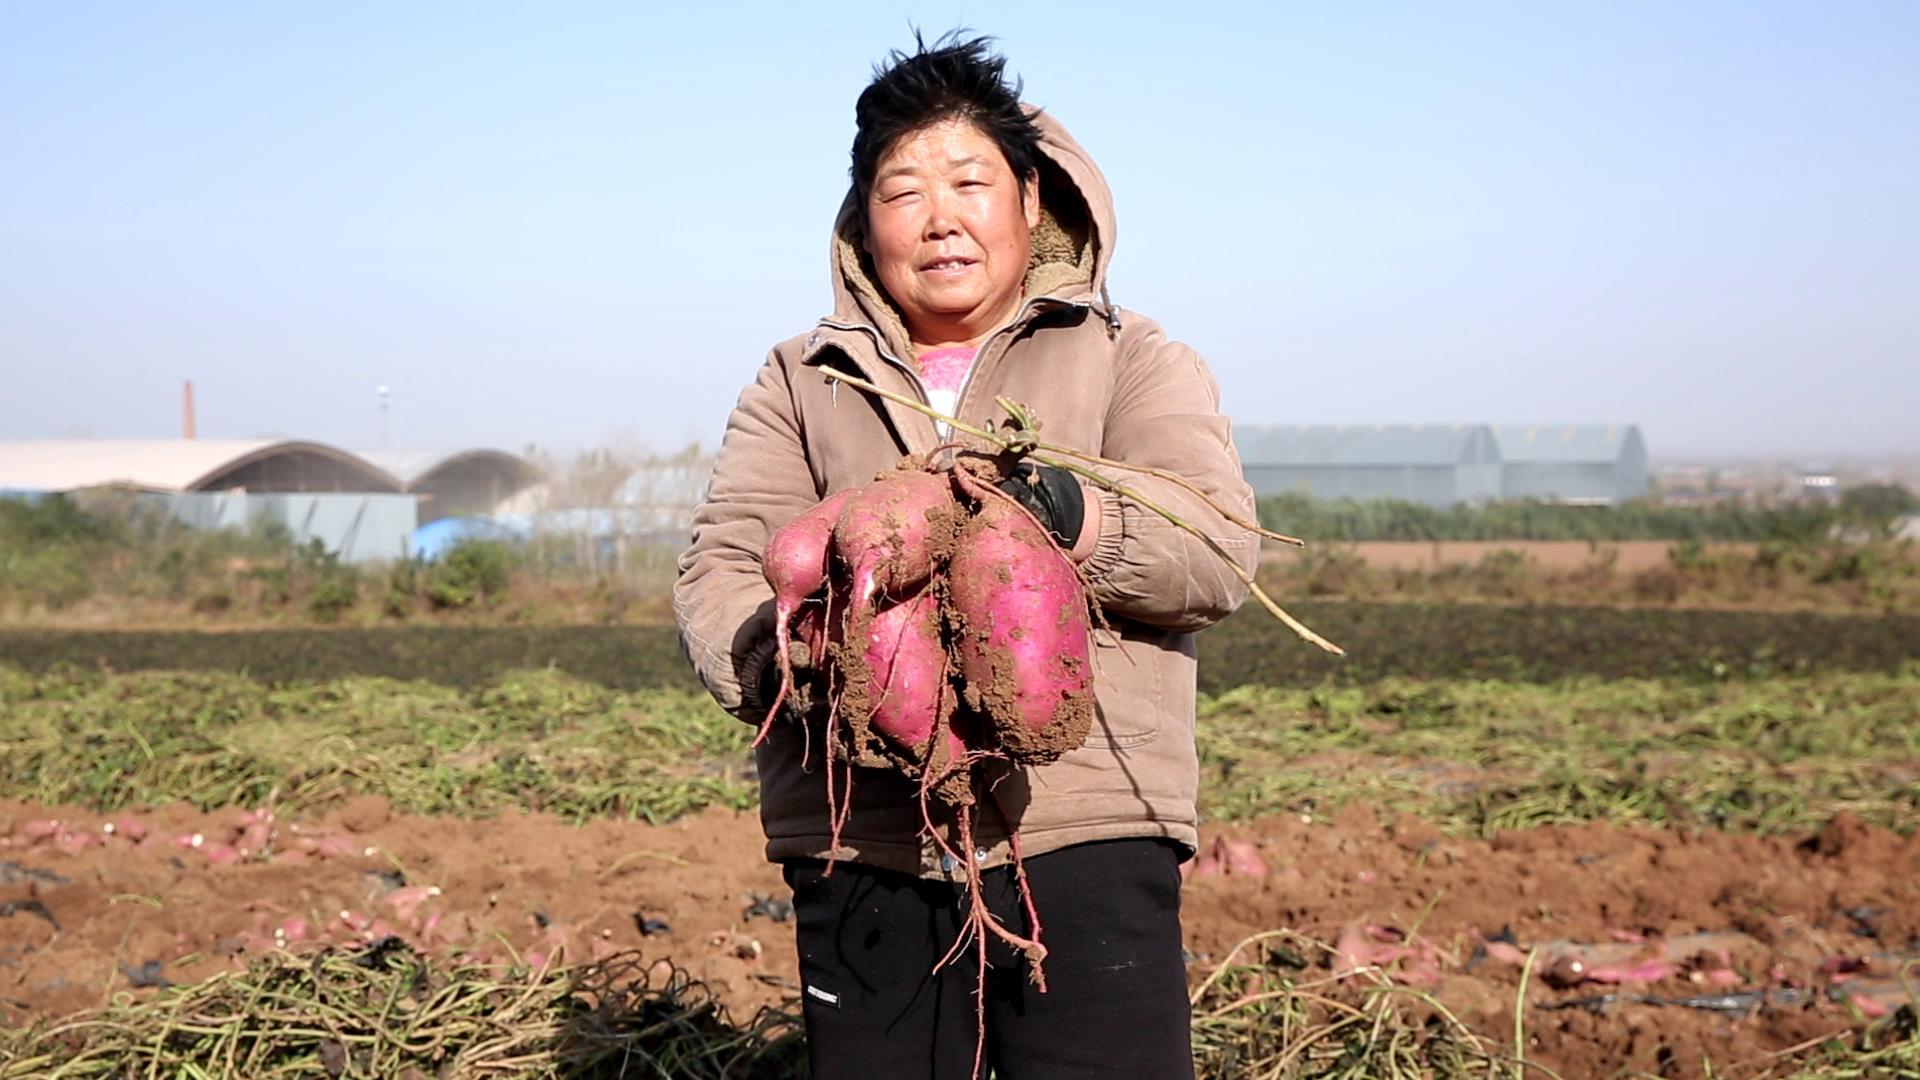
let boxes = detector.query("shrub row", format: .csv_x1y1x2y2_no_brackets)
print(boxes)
1256,487,1918,543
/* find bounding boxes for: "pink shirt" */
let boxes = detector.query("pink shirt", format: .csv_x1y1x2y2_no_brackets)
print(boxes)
914,347,976,430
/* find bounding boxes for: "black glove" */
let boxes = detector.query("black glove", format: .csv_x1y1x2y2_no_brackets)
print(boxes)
754,646,825,723
996,462,1085,549
754,651,782,714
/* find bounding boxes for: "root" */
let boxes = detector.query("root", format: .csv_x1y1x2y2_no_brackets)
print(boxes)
973,899,989,1080
821,656,850,876
922,439,968,470
831,753,855,852
799,588,838,773
901,652,1049,1080
956,804,1046,1080
757,585,840,763
991,786,1047,993
929,806,1048,977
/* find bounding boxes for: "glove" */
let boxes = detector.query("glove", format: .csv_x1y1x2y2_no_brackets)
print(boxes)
752,607,829,723
753,650,822,724
995,462,1085,549
753,650,785,716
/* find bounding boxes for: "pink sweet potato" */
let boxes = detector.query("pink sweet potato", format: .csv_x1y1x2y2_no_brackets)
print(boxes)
855,589,948,755
764,490,854,623
758,489,855,738
772,458,1100,1053
945,497,1094,764
789,600,828,670
831,469,959,614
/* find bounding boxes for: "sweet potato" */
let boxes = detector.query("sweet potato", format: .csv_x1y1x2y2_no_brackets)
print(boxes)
789,600,827,670
831,469,959,614
848,589,948,758
764,490,853,613
772,459,1093,1067
758,489,854,740
946,497,1094,764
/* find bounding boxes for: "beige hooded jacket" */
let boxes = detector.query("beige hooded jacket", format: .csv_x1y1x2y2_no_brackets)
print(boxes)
674,112,1258,880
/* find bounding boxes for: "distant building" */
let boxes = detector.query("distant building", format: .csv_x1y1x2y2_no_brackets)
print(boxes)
1492,425,1649,505
0,439,539,562
1232,424,1503,509
1794,465,1840,501
1232,423,1649,508
356,448,542,523
0,439,401,494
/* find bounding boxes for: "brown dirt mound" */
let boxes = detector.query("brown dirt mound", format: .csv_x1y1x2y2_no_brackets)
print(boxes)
0,799,794,1025
1183,806,1920,1077
4,799,1917,1077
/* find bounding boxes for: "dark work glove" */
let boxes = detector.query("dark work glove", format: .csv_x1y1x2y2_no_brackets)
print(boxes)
754,644,825,724
996,462,1085,549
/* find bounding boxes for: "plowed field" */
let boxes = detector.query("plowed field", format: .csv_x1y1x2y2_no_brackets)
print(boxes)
6,798,1917,1078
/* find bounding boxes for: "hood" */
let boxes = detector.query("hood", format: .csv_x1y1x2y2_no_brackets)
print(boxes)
826,110,1119,359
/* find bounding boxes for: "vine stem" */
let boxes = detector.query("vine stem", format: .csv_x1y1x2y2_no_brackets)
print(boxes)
834,370,1303,546
821,368,1344,656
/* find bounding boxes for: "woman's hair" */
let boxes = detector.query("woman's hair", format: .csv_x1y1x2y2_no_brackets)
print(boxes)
850,32,1044,203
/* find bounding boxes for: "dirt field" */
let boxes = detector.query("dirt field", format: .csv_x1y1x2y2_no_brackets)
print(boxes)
6,798,1916,1078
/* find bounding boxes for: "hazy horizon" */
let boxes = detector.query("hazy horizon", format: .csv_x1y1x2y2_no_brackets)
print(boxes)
3,3,1916,462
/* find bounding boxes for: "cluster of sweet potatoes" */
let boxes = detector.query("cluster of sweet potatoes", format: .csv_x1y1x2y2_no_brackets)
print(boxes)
760,457,1094,808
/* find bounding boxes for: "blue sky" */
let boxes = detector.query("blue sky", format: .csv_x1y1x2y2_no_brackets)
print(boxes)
2,2,1915,460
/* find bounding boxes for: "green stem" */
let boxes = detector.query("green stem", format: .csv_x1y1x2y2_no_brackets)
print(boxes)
820,368,1342,655
824,368,1302,545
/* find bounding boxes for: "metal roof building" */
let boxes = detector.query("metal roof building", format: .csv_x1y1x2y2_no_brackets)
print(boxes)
356,448,542,523
0,439,402,494
1233,424,1503,508
0,440,416,563
0,440,532,563
1,440,548,561
1492,425,1649,505
1232,423,1650,507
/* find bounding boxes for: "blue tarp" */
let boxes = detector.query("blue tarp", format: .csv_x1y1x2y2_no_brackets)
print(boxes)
411,516,526,561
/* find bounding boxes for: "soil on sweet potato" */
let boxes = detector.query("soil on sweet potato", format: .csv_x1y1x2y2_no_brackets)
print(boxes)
945,503,1095,765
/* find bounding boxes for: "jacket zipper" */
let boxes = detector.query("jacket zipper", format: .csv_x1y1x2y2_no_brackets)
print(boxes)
949,297,1087,433
818,296,1089,439
815,319,933,412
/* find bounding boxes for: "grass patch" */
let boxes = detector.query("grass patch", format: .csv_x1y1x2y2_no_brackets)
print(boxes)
5,664,1917,836
0,667,754,824
1197,668,1920,835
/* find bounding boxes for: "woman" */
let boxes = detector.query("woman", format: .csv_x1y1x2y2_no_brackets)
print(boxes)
675,34,1257,1079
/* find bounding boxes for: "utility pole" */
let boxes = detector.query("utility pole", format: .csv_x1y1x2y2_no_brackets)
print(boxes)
378,386,392,449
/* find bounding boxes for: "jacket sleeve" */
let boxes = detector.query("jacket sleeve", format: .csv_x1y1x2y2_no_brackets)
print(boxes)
674,349,819,718
1079,317,1259,633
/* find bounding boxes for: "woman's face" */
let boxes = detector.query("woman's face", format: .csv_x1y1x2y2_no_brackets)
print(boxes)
864,119,1039,349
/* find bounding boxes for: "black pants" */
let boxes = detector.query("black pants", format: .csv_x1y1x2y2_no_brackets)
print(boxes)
783,839,1193,1079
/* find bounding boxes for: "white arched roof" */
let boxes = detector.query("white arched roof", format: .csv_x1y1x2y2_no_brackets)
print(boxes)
0,440,403,493
355,448,541,492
